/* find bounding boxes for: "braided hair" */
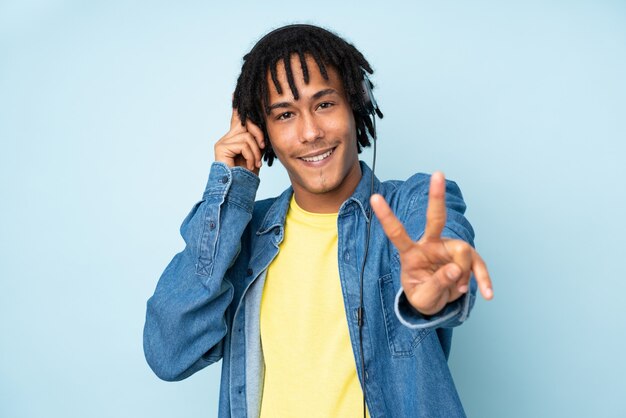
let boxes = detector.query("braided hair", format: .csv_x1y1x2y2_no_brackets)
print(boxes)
232,24,383,166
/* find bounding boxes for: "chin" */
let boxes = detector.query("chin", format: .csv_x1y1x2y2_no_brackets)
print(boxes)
300,177,340,195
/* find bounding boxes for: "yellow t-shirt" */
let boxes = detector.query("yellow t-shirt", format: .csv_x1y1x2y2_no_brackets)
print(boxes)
259,195,370,418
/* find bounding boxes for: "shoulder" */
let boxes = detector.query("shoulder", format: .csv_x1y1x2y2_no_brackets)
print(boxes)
379,172,465,211
377,172,429,216
378,172,473,244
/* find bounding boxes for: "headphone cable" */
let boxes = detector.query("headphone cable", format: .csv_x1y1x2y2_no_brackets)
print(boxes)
358,115,377,418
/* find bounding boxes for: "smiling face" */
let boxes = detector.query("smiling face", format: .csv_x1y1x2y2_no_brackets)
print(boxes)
264,54,361,213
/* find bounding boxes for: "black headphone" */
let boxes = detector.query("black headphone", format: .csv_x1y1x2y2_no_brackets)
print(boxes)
361,69,383,120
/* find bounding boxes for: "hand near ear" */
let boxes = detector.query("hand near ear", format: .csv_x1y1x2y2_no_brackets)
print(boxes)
214,107,265,176
370,172,493,316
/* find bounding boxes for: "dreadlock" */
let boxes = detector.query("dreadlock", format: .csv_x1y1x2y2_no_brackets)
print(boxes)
232,24,383,166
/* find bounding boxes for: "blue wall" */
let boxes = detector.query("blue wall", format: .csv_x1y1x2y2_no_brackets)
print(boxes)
1,1,625,417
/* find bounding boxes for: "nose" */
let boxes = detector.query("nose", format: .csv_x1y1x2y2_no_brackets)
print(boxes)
299,111,323,143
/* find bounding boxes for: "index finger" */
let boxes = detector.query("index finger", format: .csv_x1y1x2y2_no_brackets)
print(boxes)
245,120,265,149
370,194,414,253
230,107,246,132
423,171,447,241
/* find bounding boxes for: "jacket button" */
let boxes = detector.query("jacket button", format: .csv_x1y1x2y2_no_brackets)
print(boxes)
221,175,229,184
209,221,216,229
274,228,280,235
246,268,253,276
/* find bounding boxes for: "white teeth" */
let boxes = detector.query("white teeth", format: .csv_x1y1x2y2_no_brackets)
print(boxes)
301,148,334,162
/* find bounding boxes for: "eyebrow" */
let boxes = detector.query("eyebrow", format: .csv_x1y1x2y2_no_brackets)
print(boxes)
268,88,338,111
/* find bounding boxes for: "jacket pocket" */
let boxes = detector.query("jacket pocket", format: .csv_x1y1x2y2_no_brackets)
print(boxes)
378,273,430,358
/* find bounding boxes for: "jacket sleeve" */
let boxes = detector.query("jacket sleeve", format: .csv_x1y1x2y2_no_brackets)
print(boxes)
393,174,478,330
143,162,259,381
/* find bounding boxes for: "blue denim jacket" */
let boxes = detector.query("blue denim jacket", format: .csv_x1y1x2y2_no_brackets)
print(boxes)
143,160,477,418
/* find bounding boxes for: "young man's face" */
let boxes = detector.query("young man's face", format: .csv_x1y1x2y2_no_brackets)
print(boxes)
264,54,361,213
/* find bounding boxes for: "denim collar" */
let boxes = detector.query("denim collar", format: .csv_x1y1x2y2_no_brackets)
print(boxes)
256,160,379,236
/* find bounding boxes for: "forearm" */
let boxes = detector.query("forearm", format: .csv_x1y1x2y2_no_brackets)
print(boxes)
143,162,259,381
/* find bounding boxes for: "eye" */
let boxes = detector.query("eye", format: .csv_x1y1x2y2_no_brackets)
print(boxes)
317,102,334,110
276,111,293,121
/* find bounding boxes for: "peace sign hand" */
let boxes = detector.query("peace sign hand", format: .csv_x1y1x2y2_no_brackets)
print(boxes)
370,172,493,316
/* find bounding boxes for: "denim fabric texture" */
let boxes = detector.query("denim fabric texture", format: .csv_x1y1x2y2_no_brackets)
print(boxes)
143,160,477,418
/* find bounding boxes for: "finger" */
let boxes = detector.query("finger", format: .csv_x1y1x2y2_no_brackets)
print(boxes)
443,263,470,301
221,136,257,171
411,263,461,315
472,252,493,300
245,120,265,149
217,130,263,170
423,171,447,241
434,263,467,304
237,142,257,172
455,271,471,294
229,107,246,132
442,239,473,293
242,134,263,168
370,194,414,253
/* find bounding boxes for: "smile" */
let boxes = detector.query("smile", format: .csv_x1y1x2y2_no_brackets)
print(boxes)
299,147,335,162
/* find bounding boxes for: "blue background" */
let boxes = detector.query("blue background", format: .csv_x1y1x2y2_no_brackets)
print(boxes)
1,1,625,417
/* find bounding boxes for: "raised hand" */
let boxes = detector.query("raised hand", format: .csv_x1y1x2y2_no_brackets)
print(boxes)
214,106,265,176
370,172,493,316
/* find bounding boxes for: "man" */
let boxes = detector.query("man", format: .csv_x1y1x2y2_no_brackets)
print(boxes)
143,24,493,418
